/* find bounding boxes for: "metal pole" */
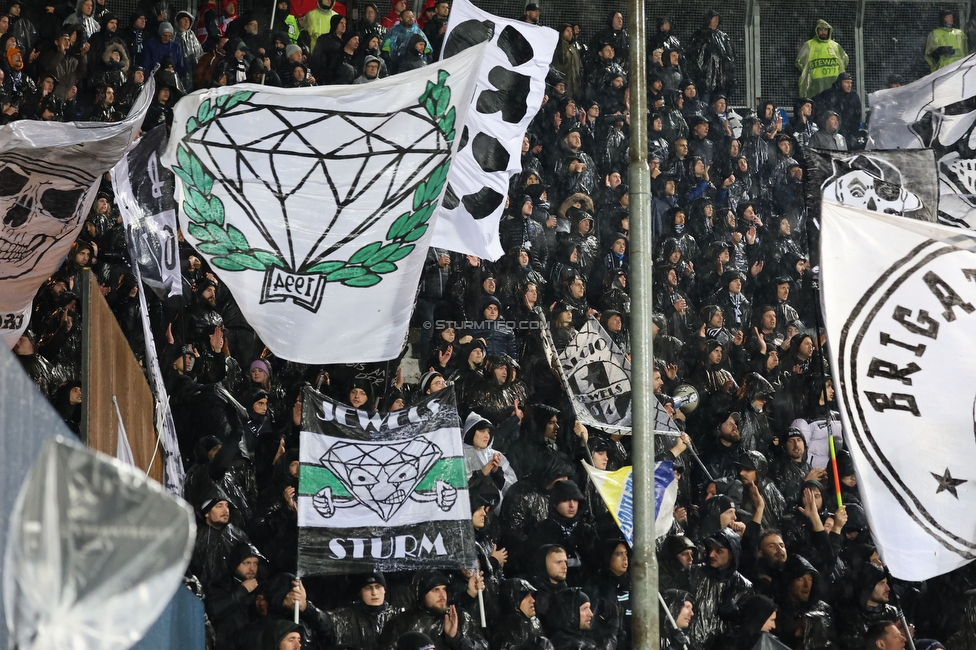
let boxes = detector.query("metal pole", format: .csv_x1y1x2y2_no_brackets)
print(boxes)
628,0,658,647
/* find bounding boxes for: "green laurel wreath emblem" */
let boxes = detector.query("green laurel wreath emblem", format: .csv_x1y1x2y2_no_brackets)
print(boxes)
172,71,457,289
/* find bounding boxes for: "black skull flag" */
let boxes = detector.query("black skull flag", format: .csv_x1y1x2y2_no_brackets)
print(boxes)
298,387,476,575
805,149,939,231
161,48,484,363
0,80,154,348
821,200,976,580
434,0,558,259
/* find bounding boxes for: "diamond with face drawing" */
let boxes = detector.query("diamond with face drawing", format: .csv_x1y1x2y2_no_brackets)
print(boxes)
321,437,443,521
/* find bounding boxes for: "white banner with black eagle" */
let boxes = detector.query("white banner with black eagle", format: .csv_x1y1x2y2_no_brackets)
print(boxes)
161,46,485,363
821,200,976,580
297,387,476,575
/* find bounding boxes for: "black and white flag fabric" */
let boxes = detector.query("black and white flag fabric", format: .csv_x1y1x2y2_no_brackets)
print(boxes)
112,126,182,300
112,127,186,495
559,317,633,433
821,200,976,580
867,55,976,227
805,149,939,224
297,387,476,575
0,80,153,349
162,48,484,363
435,0,558,259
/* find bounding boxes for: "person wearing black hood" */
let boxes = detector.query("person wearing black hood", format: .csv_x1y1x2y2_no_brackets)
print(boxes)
660,589,698,650
685,10,735,103
540,588,603,650
584,539,630,650
839,564,903,650
733,594,778,650
774,554,837,649
732,372,775,455
814,72,862,149
325,572,401,649
660,535,698,591
207,541,265,648
492,578,548,650
251,451,300,574
529,479,598,586
779,480,841,577
238,573,332,650
786,97,818,148
589,12,628,68
675,528,754,650
379,569,488,650
736,450,786,530
769,429,822,508
650,17,681,54
52,379,83,433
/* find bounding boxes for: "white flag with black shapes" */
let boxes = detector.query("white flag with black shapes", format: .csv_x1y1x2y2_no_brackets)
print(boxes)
821,200,976,580
435,0,558,259
162,49,483,363
0,80,153,349
112,125,182,300
112,126,186,495
559,316,633,433
297,387,476,575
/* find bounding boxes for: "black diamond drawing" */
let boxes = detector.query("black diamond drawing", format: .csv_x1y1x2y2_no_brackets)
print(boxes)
185,100,451,273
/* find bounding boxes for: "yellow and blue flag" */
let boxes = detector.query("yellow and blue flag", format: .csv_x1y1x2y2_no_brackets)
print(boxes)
582,460,678,545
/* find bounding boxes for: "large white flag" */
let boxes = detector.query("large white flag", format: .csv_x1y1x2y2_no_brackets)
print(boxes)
162,47,484,363
435,0,558,259
821,200,976,580
867,55,976,228
0,81,153,348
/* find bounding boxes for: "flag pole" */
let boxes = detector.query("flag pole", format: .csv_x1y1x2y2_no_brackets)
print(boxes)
627,0,658,647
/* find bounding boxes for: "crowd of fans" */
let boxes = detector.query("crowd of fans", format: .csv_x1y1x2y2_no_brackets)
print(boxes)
7,1,976,650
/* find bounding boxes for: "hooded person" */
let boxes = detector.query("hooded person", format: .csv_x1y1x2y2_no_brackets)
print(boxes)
779,479,837,578
206,541,266,647
769,428,819,508
733,373,776,455
539,588,602,650
795,19,849,98
685,10,735,100
378,569,489,650
813,75,860,148
583,539,630,650
774,555,837,649
735,450,786,530
675,528,754,650
528,479,599,586
251,572,334,650
659,535,698,591
838,563,903,650
462,411,518,499
734,594,778,650
660,589,698,650
493,579,549,650
925,9,968,71
324,572,400,649
261,620,303,650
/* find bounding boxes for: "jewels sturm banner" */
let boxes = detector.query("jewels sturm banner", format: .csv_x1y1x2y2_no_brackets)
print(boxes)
297,387,477,575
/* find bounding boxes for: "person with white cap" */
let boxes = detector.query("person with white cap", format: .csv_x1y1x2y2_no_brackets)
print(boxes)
142,19,185,76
